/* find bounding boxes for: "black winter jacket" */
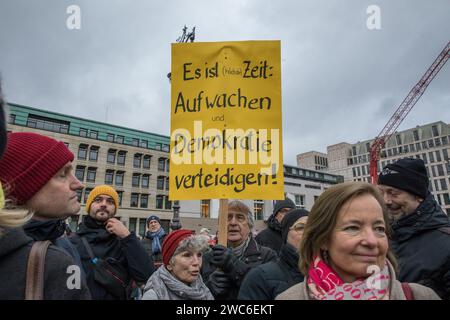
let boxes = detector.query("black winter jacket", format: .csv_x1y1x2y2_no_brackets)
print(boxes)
238,243,304,300
202,237,277,300
71,216,154,300
390,193,450,299
0,227,91,299
255,214,283,254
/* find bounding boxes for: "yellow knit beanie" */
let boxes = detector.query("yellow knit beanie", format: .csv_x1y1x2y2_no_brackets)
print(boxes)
86,185,119,214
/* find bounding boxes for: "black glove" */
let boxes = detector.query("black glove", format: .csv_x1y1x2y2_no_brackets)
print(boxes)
206,270,231,297
210,245,236,272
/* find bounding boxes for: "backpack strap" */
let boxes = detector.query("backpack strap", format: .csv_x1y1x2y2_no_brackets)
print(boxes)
80,237,96,260
401,282,415,300
25,240,51,300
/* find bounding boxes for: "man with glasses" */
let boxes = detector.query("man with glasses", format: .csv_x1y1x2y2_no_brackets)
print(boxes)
239,209,309,300
71,185,153,299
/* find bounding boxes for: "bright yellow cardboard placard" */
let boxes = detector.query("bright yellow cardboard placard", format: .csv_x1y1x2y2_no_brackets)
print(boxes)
169,40,284,200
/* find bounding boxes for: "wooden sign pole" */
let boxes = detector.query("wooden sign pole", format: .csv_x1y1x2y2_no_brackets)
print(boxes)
218,199,228,246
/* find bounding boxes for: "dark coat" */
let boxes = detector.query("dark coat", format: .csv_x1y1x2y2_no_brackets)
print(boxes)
238,243,304,300
71,215,154,300
202,237,277,300
141,231,167,267
0,227,91,299
255,214,283,254
390,193,450,299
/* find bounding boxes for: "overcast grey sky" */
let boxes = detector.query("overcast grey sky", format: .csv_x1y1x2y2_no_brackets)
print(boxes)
0,0,449,166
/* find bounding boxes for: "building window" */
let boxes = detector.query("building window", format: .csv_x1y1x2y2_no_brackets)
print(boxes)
254,200,264,220
139,219,146,238
162,144,170,152
440,178,447,191
26,114,69,134
140,194,149,208
165,197,172,210
107,149,116,164
117,151,126,166
140,140,148,148
422,153,428,164
105,170,114,185
143,155,151,169
79,128,88,137
86,167,97,183
155,143,162,150
158,158,166,171
133,154,142,168
396,135,402,145
156,195,164,209
113,135,123,144
436,151,442,162
166,160,170,172
8,114,16,124
132,138,139,146
117,191,123,206
201,200,210,218
413,130,419,141
75,189,83,203
89,146,99,161
132,173,141,188
130,193,139,208
429,152,435,163
442,136,448,145
115,171,124,186
157,176,165,190
437,164,444,176
78,145,88,160
75,166,85,181
89,130,98,139
352,146,356,156
165,177,169,191
142,174,150,188
129,218,137,233
416,142,421,151
107,133,115,142
443,149,449,161
84,188,93,204
295,194,305,207
435,138,441,147
432,125,439,137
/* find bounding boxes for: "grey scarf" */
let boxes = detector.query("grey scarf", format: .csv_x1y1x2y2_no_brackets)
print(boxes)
231,235,251,260
142,265,214,300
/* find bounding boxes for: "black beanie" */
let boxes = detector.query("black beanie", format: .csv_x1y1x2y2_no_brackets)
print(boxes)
378,158,429,199
281,208,309,244
273,198,296,215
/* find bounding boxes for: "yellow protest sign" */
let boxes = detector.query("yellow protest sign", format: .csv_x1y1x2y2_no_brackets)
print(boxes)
170,40,284,200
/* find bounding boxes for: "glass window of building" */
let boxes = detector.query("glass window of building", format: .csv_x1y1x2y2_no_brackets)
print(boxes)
437,164,444,176
435,138,441,147
254,200,264,220
78,145,88,160
132,173,140,188
158,158,166,171
9,114,16,124
165,196,171,210
442,136,448,145
413,130,420,141
162,144,170,152
157,176,165,190
79,128,88,137
165,177,169,191
89,130,98,139
440,178,447,191
142,174,149,188
107,149,116,164
416,142,421,151
75,189,83,203
117,151,126,165
129,218,137,233
143,155,151,169
115,135,123,144
140,140,148,148
105,170,114,185
130,193,139,207
166,160,170,172
89,146,99,161
436,151,442,162
75,166,85,181
86,167,97,183
140,194,148,208
116,191,123,206
428,139,434,148
115,171,124,186
396,135,402,145
422,153,428,164
429,152,435,163
26,114,69,134
432,125,439,137
156,195,164,209
132,138,139,146
133,154,142,168
443,149,449,161
107,133,115,142
201,200,210,218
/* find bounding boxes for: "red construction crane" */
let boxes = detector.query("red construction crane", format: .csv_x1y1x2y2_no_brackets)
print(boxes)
370,41,450,184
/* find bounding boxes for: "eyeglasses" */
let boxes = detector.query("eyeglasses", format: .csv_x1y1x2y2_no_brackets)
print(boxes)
290,223,306,232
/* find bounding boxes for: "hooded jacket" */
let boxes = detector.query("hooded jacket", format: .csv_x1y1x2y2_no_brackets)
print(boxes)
0,227,91,299
70,215,154,300
255,214,283,254
238,243,304,300
390,192,450,299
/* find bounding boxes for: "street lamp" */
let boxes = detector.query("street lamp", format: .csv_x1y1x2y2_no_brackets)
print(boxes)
170,200,182,231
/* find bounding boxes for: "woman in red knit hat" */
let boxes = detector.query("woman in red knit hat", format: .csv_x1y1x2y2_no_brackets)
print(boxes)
142,229,213,300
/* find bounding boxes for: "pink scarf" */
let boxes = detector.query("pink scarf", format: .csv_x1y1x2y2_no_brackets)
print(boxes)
307,255,390,300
